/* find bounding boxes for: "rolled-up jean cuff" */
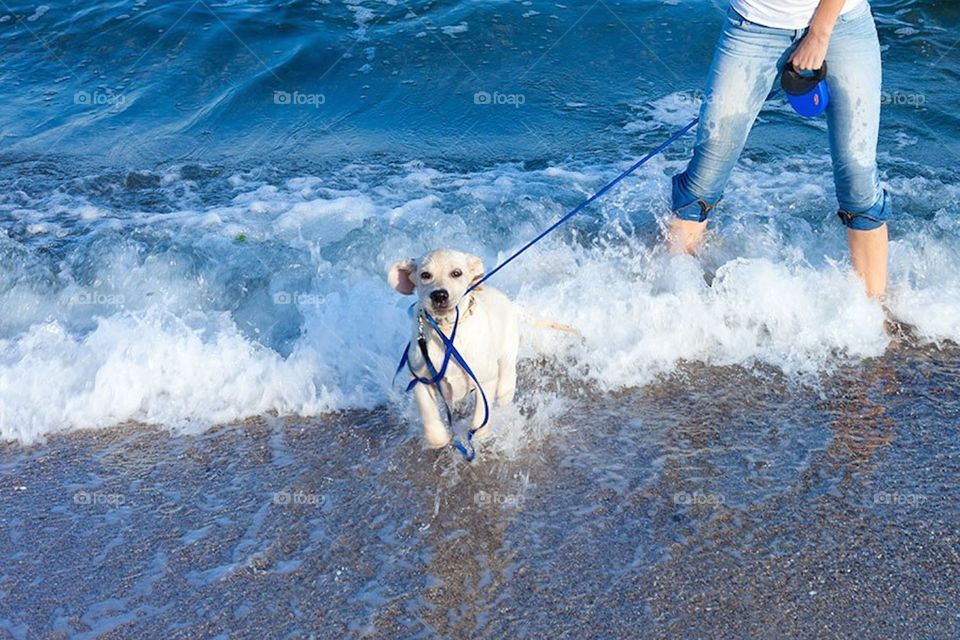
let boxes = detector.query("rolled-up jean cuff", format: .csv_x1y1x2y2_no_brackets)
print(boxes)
837,189,891,231
671,172,720,222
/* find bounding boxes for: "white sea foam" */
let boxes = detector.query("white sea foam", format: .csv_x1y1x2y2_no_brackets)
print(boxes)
0,155,957,444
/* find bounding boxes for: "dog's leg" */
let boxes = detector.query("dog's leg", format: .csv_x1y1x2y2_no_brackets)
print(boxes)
471,380,494,440
412,383,451,448
496,323,519,405
497,310,521,406
495,356,517,405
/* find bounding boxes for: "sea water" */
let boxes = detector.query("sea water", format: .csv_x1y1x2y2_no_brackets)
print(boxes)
0,1,958,637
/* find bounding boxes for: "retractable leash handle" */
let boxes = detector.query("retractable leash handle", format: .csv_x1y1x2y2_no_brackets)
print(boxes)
781,61,829,117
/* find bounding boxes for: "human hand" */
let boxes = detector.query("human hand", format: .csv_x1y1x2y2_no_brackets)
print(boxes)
790,29,830,71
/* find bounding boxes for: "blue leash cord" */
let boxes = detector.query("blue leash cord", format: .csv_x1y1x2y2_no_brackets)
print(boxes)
395,112,710,461
465,88,780,294
422,312,489,461
394,306,460,394
465,116,700,294
393,306,489,461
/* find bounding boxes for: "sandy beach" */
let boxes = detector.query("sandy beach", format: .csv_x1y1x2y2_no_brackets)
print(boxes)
3,340,957,638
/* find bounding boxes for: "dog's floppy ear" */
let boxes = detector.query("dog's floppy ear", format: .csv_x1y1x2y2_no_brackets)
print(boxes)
467,254,485,289
388,259,416,295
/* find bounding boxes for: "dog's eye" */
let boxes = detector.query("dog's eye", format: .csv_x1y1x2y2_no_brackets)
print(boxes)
451,269,463,278
420,271,432,281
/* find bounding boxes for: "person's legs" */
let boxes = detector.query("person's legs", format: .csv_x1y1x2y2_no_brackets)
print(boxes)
669,9,792,254
848,224,888,298
824,3,889,297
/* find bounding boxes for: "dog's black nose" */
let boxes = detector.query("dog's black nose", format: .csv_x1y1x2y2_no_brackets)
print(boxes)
430,289,449,305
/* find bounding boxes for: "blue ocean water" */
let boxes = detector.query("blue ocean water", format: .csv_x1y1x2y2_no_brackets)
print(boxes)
0,0,958,442
2,3,960,638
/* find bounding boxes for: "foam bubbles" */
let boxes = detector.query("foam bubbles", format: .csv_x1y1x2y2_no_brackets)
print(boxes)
0,157,957,444
0,311,339,444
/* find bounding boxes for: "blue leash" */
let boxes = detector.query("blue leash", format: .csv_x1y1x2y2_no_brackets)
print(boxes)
394,306,460,394
422,312,489,461
393,306,489,461
465,88,780,294
396,112,706,461
465,116,700,294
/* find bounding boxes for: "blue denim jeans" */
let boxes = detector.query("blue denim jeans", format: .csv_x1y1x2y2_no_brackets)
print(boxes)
672,2,890,231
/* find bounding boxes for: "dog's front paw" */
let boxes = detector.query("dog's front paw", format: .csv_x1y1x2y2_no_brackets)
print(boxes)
423,423,452,449
472,424,493,441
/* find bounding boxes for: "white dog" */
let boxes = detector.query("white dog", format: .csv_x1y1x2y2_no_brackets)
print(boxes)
389,249,520,448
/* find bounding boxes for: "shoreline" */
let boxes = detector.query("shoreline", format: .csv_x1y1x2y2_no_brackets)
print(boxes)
1,342,957,637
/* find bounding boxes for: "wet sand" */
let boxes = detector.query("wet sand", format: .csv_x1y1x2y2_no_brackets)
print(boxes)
1,341,958,639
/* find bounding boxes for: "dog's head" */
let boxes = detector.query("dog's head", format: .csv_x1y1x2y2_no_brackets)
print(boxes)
388,249,485,318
